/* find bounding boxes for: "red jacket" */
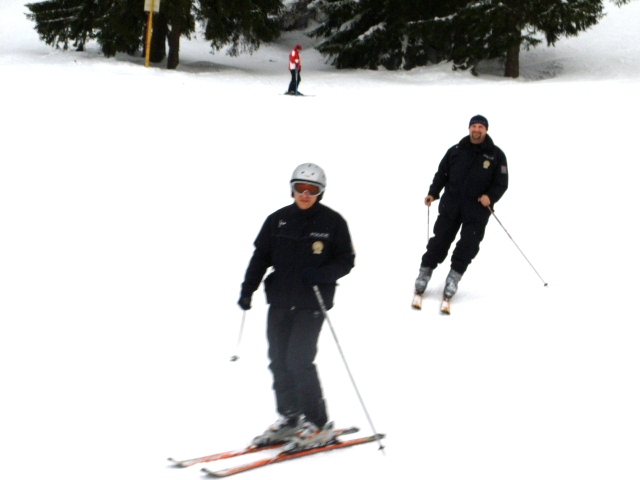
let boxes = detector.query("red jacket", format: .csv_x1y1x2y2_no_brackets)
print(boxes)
289,47,301,71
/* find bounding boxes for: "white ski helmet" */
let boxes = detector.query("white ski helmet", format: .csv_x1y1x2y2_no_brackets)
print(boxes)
290,163,327,192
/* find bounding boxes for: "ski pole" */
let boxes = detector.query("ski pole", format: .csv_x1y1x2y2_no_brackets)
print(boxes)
230,311,246,362
488,207,548,287
312,285,386,454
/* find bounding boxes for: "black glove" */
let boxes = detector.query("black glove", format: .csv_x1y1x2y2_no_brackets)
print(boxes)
238,296,252,310
302,267,323,286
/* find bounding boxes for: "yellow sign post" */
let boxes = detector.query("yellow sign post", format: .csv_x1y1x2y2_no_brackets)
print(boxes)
144,0,160,67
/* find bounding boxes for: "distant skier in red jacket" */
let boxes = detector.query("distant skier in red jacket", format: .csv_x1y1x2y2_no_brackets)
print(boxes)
286,44,302,95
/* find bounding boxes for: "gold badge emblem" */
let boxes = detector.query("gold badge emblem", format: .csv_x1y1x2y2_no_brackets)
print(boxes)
483,160,490,169
312,241,324,254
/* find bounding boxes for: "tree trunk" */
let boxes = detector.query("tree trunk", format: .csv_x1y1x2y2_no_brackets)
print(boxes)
167,26,181,70
504,43,520,78
150,14,167,63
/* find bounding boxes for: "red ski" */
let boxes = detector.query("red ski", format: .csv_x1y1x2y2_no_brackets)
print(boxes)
201,433,385,477
167,426,359,468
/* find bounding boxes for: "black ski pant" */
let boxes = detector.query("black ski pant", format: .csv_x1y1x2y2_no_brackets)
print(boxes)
287,69,301,93
421,199,491,275
267,306,327,428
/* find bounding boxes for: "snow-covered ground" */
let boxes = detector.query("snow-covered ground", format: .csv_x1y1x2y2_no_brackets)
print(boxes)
2,1,639,479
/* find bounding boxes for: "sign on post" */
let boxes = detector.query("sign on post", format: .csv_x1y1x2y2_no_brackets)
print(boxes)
144,0,160,13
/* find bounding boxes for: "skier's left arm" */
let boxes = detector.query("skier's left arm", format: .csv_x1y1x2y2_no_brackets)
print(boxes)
314,218,355,284
485,148,509,205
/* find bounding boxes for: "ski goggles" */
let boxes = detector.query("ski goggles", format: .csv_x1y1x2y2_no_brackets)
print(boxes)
291,182,323,197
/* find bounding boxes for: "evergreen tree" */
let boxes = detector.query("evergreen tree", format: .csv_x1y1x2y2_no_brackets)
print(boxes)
97,0,147,57
26,0,282,69
280,0,316,31
196,0,282,56
26,0,147,57
450,0,605,78
310,0,464,70
25,0,105,51
310,0,621,76
163,0,195,69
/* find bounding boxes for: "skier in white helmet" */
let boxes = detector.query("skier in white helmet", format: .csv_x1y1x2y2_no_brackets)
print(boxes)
238,163,355,451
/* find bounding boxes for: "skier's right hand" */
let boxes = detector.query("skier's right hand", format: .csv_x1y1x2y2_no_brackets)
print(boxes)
425,195,435,207
238,295,252,310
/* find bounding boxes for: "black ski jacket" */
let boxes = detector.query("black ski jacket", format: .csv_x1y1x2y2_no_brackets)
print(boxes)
428,134,508,207
241,202,355,310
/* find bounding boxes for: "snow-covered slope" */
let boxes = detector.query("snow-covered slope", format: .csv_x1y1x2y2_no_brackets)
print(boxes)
1,1,639,479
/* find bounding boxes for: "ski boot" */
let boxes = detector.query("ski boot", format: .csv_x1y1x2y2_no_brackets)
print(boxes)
412,266,433,310
282,420,336,453
252,415,301,446
443,269,463,299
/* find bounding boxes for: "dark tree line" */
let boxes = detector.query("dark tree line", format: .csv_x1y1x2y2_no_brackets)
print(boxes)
310,0,625,77
26,0,282,69
26,0,633,76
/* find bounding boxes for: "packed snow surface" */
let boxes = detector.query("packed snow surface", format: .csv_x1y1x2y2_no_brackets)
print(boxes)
1,1,639,479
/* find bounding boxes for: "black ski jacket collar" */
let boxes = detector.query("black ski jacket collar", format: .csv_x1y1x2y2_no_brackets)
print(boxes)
457,134,496,153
